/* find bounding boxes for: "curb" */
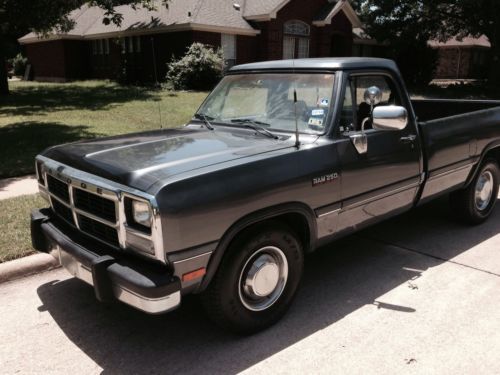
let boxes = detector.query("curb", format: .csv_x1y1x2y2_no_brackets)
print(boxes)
0,253,60,284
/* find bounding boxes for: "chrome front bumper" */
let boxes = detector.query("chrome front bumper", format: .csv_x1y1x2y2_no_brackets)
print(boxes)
31,209,181,315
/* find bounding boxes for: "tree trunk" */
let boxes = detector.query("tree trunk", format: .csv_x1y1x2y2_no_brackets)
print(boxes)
0,54,9,96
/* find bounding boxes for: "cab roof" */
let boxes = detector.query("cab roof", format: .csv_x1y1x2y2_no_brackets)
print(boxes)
229,57,399,73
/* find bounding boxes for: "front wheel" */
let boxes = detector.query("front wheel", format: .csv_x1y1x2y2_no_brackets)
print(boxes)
201,223,304,334
450,160,500,224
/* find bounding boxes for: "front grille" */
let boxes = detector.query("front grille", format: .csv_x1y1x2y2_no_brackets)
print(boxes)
78,215,120,247
47,175,70,203
45,172,120,248
52,199,75,226
74,188,116,223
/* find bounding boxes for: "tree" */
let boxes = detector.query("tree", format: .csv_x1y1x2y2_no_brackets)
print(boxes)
0,0,168,95
359,0,500,85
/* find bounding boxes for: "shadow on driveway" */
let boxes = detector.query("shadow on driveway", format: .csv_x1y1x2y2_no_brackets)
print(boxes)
36,197,500,374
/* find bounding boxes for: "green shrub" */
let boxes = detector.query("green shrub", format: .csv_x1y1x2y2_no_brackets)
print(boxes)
9,53,28,76
166,43,224,90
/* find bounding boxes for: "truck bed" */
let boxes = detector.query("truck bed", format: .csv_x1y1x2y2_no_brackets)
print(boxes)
413,99,500,203
411,99,500,122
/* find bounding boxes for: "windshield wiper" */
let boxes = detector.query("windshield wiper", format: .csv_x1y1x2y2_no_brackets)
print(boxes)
194,113,215,130
230,119,278,140
231,118,271,127
243,124,279,139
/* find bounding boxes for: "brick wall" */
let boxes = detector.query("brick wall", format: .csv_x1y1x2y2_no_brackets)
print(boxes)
253,0,354,61
434,47,490,79
435,48,470,79
25,40,89,81
87,31,194,82
236,35,258,64
25,40,67,81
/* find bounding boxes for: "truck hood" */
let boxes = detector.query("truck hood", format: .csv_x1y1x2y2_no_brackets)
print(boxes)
41,125,298,192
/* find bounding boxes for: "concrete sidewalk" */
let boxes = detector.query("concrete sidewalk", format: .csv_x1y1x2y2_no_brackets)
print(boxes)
0,175,38,200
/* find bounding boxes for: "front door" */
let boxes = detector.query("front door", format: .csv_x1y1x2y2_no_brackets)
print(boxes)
336,72,422,233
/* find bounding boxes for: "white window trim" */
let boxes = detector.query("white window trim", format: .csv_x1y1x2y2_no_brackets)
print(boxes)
284,20,310,37
221,33,236,61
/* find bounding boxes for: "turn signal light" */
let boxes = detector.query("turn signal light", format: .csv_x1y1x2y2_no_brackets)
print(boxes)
182,268,206,282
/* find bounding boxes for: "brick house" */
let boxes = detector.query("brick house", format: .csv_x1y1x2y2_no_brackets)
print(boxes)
429,36,491,80
18,0,368,82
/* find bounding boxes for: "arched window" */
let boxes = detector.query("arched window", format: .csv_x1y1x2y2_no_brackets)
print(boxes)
283,20,310,59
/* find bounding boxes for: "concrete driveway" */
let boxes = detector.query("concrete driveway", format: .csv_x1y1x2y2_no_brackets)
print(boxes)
1,197,499,374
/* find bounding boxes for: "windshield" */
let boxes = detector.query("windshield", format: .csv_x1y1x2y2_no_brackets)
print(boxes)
196,73,335,135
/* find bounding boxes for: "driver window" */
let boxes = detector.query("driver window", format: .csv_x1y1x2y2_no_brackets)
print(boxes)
340,74,403,132
355,75,402,130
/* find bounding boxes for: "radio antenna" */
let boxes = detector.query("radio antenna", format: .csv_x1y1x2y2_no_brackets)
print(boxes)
292,56,300,148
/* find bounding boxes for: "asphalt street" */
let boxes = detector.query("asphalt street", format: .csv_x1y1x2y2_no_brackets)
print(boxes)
1,196,500,374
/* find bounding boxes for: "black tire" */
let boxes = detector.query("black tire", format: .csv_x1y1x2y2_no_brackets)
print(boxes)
450,160,500,224
201,222,304,334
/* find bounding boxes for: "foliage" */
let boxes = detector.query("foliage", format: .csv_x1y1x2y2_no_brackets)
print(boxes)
394,39,438,87
8,53,27,76
0,0,169,36
166,43,224,91
359,0,500,84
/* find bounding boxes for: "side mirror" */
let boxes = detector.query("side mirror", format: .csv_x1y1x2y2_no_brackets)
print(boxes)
372,105,408,131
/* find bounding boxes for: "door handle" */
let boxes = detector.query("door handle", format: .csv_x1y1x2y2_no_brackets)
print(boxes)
400,134,417,144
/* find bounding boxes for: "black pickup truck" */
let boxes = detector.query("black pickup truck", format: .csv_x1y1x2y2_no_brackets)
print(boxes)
31,58,500,333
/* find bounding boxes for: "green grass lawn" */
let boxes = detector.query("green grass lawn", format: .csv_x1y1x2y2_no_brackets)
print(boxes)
0,194,47,263
0,80,208,179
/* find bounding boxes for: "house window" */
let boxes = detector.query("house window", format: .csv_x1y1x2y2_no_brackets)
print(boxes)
283,37,295,59
221,34,236,68
120,38,126,54
134,36,141,53
128,37,134,53
104,39,110,55
92,40,97,55
98,39,104,55
283,20,310,59
284,20,310,36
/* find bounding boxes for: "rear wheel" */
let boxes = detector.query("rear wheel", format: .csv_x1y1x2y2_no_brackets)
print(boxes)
450,160,499,224
201,223,303,334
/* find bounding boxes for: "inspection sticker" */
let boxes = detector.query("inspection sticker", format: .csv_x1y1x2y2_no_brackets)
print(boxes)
308,118,324,126
319,98,329,107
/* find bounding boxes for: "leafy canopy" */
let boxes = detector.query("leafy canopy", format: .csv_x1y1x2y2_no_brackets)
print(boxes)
0,0,169,36
359,0,500,42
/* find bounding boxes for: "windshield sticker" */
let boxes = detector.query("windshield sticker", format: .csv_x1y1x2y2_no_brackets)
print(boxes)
308,118,324,127
319,98,329,107
312,109,325,116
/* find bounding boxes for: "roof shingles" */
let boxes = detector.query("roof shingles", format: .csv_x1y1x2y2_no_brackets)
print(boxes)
19,0,256,43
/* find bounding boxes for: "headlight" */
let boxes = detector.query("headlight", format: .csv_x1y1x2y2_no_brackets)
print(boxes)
132,201,152,228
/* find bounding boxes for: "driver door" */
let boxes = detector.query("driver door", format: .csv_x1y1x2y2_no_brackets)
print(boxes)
336,73,422,233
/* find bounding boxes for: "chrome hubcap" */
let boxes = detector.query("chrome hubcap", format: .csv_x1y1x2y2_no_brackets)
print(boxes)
475,171,494,211
238,246,288,311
